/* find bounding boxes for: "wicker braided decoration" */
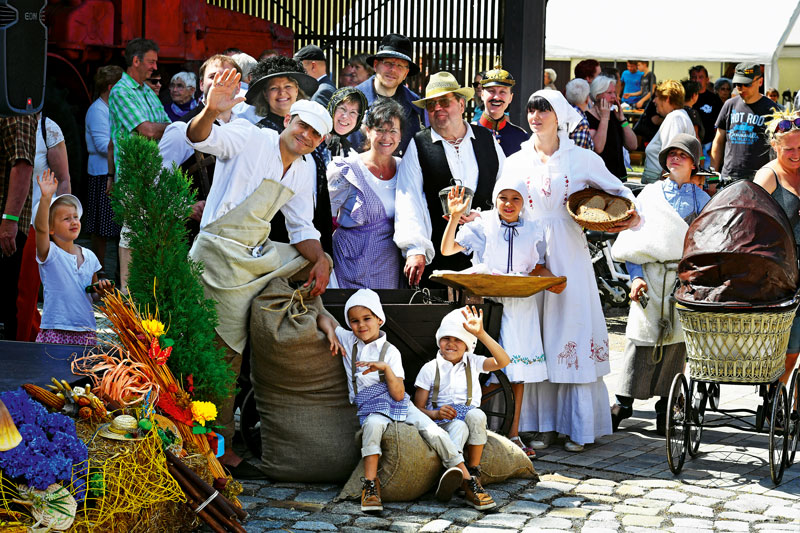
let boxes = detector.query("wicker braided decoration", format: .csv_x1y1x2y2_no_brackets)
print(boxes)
566,187,633,231
676,303,798,384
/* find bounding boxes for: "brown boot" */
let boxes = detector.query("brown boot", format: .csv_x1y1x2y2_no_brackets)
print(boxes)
361,477,383,512
462,475,496,510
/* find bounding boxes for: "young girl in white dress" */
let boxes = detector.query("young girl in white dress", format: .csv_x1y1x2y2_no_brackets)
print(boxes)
441,174,565,458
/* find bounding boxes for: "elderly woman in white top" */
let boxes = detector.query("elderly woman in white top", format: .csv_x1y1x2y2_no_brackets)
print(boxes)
164,71,199,122
505,89,639,453
641,80,695,184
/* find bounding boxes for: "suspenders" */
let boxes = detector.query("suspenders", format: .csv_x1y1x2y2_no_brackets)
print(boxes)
351,341,391,396
431,358,472,408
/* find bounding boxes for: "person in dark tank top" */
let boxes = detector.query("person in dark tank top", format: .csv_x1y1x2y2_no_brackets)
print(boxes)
753,110,800,386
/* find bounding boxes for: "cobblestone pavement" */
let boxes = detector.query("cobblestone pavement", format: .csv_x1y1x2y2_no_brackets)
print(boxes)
222,310,800,532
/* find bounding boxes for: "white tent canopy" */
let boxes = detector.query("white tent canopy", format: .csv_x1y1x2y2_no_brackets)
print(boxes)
544,0,800,88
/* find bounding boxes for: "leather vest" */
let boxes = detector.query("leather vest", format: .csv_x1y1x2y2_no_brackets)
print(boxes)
414,125,499,286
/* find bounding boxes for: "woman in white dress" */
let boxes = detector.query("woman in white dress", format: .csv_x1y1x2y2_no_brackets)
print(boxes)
506,89,639,452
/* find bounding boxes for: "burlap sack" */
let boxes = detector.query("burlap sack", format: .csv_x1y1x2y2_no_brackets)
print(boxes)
250,276,360,482
336,426,537,501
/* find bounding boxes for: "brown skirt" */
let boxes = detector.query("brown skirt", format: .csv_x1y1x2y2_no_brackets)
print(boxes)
616,340,686,399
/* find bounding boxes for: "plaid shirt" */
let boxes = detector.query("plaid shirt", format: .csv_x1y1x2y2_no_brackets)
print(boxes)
570,106,595,151
1,115,37,229
109,72,170,165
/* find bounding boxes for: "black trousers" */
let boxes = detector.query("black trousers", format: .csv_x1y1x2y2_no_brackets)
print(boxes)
0,230,28,340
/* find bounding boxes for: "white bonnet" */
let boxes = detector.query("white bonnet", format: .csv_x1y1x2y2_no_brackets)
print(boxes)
435,307,477,352
492,173,528,205
530,89,583,132
344,289,386,327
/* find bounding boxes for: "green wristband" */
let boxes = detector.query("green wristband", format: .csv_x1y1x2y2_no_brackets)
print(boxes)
621,120,630,128
2,213,19,222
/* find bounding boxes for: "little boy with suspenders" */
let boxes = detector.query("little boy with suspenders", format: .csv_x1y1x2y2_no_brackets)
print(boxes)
414,306,512,510
316,290,485,512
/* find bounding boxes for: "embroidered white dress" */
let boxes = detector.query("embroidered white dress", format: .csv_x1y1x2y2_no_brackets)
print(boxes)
506,133,636,444
455,211,548,383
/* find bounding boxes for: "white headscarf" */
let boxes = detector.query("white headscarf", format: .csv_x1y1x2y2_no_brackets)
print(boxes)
344,289,386,327
435,308,477,352
531,89,584,133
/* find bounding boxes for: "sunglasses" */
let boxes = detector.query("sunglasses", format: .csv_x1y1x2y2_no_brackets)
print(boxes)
147,78,162,85
471,82,481,88
775,117,800,133
733,81,753,88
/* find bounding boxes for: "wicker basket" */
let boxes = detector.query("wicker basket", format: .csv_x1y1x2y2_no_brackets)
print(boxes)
567,188,633,231
676,303,798,384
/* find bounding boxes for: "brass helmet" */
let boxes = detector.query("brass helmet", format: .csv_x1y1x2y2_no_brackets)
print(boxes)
481,59,515,88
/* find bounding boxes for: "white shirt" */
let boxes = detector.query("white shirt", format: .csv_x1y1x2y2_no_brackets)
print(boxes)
394,121,506,263
160,121,194,169
335,326,405,404
38,244,100,331
33,117,65,209
644,108,694,175
85,98,111,176
187,118,320,243
414,352,488,408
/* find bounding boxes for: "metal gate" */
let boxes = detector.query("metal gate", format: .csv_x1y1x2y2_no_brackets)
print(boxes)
207,0,505,94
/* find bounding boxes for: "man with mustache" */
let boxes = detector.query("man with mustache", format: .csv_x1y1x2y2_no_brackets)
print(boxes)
472,64,529,157
395,72,505,287
185,69,332,479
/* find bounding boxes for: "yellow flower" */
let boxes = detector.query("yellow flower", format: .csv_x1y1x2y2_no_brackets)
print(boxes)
141,319,166,338
191,401,217,426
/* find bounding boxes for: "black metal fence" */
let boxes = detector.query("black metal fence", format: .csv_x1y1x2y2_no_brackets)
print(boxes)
208,0,504,95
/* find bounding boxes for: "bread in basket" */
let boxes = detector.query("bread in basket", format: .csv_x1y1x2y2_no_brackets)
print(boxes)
567,187,633,231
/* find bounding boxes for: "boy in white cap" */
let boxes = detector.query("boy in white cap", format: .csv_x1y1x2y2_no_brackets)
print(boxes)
316,290,490,512
413,306,510,510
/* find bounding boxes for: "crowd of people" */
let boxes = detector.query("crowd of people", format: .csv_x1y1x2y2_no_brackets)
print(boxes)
2,30,799,508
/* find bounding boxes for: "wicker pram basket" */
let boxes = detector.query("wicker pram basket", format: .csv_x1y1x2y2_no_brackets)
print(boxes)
676,302,798,384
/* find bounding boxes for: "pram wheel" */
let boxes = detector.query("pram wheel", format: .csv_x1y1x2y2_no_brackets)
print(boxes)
787,369,800,466
688,380,706,457
769,382,788,484
666,373,688,474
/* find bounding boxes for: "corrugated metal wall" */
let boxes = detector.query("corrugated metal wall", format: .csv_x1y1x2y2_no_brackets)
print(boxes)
207,0,504,94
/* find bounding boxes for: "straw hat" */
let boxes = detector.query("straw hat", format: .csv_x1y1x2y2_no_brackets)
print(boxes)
98,414,143,441
412,72,474,109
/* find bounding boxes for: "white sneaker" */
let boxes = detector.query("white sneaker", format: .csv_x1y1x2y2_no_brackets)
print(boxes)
527,431,558,450
564,439,584,452
435,467,464,502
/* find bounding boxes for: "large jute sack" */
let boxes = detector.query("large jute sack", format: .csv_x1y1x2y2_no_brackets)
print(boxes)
336,425,537,502
250,276,360,482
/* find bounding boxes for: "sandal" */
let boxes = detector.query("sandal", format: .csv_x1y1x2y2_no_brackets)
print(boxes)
510,435,536,459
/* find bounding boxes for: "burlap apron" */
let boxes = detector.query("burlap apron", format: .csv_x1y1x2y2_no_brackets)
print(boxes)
189,179,311,354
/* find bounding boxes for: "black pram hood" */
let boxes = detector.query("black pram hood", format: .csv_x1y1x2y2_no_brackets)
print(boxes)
676,180,798,307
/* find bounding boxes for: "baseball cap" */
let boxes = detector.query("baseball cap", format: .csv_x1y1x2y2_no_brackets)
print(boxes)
33,193,83,221
289,100,333,136
294,45,326,62
732,62,763,85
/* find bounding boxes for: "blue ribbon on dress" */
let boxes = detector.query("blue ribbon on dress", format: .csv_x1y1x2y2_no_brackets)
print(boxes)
501,220,520,273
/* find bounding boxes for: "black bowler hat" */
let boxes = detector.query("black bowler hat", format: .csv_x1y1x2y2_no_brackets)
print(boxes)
367,34,419,76
294,45,326,62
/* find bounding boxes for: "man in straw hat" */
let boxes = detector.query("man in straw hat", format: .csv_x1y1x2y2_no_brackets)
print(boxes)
472,62,529,156
185,68,332,479
394,72,505,287
349,33,425,155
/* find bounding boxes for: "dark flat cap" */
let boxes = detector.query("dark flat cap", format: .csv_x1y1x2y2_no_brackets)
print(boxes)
294,45,326,62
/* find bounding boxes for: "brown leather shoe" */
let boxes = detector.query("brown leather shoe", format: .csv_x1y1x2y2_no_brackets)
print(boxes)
462,475,496,510
361,477,383,512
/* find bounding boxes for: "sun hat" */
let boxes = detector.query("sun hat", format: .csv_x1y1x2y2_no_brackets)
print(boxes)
245,63,319,106
344,289,386,326
367,33,419,76
98,414,144,441
33,193,83,221
435,308,477,352
659,133,701,174
412,72,474,109
289,100,333,136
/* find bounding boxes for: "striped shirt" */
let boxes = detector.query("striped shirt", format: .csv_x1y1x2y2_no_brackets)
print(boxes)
108,72,170,165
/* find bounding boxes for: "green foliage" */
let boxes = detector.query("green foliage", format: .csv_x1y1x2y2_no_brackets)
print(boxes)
112,134,233,404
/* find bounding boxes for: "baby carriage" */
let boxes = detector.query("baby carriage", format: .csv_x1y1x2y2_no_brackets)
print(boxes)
668,181,800,484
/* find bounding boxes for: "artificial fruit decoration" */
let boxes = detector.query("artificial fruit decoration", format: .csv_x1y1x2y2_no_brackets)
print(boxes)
0,398,22,451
